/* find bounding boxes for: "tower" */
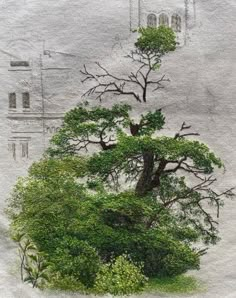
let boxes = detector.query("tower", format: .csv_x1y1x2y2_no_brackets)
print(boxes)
130,0,197,45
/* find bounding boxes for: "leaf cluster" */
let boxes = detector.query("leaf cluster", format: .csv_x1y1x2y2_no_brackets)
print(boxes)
94,254,147,296
135,26,177,57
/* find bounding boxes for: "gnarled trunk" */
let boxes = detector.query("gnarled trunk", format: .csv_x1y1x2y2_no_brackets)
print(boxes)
135,152,154,196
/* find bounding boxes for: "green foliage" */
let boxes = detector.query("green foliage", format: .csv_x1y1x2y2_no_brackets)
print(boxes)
30,156,88,179
48,104,165,157
136,109,165,136
23,253,50,288
7,103,231,293
8,162,200,279
94,255,147,296
12,233,50,288
62,191,200,277
88,133,223,189
7,159,102,289
135,26,177,57
52,237,101,288
47,273,86,292
47,104,131,157
7,27,234,295
146,275,203,294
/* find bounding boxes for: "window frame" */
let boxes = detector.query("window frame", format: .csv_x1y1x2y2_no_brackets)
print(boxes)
159,13,169,27
9,92,17,109
171,14,182,32
147,13,157,28
22,92,30,109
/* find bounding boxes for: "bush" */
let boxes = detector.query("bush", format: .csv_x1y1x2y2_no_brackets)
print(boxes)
52,237,101,288
94,255,147,296
145,275,202,294
8,168,200,282
68,191,200,277
47,273,86,292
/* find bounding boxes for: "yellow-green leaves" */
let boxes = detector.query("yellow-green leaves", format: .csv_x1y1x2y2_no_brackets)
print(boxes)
94,255,147,295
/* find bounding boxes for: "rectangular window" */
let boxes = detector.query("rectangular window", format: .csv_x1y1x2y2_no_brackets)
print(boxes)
10,61,30,67
22,92,30,109
21,142,29,158
8,143,16,160
9,93,16,109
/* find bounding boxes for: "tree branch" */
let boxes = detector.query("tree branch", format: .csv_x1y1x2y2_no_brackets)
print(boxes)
81,49,169,103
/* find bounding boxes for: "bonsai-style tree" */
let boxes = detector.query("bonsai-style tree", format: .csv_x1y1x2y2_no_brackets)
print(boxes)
48,103,233,245
7,26,234,292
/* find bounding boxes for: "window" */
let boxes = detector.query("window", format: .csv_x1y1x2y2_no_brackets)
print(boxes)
147,14,157,27
159,13,169,27
21,142,29,158
9,93,16,109
8,143,16,160
171,14,182,32
22,92,30,109
10,61,29,67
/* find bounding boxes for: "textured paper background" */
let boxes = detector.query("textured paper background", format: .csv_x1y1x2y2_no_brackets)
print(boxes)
0,0,235,297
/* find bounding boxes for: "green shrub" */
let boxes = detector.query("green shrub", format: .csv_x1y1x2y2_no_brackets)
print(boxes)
52,237,101,288
8,170,200,282
94,255,147,296
47,273,86,292
145,275,203,294
69,191,200,277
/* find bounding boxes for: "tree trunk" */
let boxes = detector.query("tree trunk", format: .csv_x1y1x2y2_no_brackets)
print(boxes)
150,159,168,189
135,152,154,196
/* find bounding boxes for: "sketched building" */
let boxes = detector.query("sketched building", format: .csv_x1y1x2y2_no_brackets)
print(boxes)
130,0,196,45
4,40,68,164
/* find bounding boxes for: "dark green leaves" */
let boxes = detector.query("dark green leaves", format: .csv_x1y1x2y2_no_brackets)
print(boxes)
48,105,166,157
88,133,223,187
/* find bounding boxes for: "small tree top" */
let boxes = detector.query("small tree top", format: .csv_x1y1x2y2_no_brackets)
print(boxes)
135,26,177,57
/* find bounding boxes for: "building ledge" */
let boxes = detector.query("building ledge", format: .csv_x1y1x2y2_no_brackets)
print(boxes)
7,112,64,120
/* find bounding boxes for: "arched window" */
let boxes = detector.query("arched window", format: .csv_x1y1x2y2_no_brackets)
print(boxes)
159,13,169,27
147,14,157,27
171,14,182,32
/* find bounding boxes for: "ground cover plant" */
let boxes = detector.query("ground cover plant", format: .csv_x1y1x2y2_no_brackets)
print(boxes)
6,26,234,295
145,275,204,294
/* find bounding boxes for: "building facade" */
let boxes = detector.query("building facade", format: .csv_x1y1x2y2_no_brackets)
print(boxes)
130,0,196,45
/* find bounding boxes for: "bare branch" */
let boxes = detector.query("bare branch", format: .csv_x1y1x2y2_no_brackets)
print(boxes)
175,122,200,139
81,49,168,103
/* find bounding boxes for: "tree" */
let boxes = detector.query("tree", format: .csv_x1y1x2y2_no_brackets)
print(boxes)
47,25,234,246
7,26,234,292
80,26,176,103
48,103,234,245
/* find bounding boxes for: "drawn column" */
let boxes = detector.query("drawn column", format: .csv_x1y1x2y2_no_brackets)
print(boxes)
130,0,141,31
